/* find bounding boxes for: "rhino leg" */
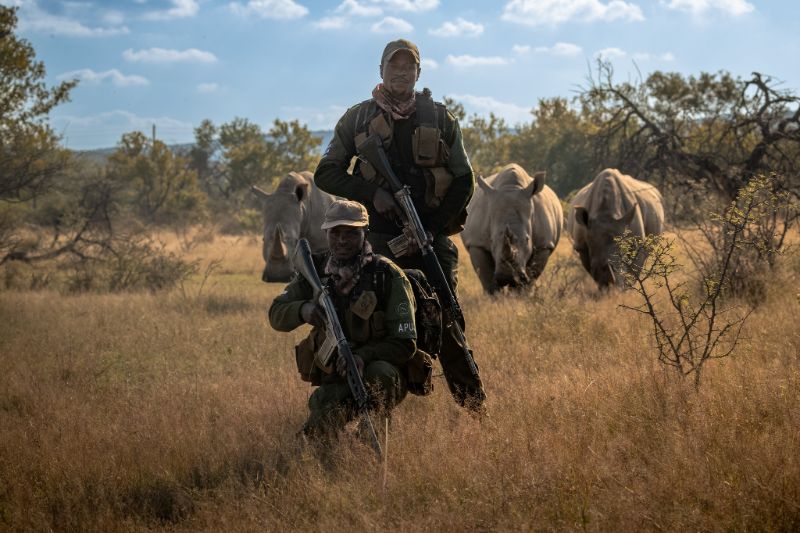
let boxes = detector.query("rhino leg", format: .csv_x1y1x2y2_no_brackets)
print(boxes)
467,246,497,294
526,247,554,281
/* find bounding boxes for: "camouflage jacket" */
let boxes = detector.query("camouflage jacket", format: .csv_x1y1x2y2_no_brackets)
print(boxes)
268,253,417,368
314,94,474,236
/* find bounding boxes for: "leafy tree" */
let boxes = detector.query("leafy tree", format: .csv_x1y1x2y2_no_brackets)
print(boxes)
108,132,205,224
0,6,76,202
510,97,596,197
189,119,218,193
581,62,800,205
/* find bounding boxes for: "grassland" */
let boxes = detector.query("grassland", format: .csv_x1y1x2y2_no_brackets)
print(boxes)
1,231,799,531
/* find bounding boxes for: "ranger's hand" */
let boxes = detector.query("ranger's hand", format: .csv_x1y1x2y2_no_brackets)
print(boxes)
405,230,433,256
336,352,364,377
300,301,325,328
373,187,403,221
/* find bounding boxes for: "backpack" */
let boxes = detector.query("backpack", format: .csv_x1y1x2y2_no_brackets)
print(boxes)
375,264,442,358
375,264,441,396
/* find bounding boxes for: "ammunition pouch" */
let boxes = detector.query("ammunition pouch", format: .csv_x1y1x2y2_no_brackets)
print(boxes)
295,327,325,385
355,88,457,211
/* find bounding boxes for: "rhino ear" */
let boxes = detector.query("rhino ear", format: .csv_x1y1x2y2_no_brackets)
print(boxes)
618,205,637,225
574,207,589,227
477,175,494,194
294,182,310,202
250,185,271,201
525,171,546,197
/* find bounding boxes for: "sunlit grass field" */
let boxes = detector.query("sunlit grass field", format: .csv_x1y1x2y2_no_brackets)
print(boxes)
1,230,799,531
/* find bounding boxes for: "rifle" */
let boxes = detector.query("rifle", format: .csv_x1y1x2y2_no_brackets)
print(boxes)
292,238,383,458
355,134,481,383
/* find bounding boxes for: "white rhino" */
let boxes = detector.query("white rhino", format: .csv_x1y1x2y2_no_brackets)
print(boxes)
462,163,563,293
567,168,665,289
251,171,337,282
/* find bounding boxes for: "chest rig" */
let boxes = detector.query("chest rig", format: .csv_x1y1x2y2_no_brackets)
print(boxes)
353,88,455,209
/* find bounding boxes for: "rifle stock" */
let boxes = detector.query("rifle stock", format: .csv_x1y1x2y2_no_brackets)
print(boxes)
356,134,481,382
292,239,383,457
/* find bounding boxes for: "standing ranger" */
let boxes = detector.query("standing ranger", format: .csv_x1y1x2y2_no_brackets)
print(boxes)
314,39,486,411
269,200,426,441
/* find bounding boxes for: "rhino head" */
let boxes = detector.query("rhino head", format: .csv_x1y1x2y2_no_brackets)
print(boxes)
477,171,545,290
252,180,311,282
574,204,637,289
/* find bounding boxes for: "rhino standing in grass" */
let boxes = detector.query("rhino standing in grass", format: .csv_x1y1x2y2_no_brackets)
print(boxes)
251,171,336,282
567,168,665,289
462,163,563,294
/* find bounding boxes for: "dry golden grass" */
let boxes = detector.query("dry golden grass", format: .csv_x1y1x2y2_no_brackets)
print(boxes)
1,231,799,531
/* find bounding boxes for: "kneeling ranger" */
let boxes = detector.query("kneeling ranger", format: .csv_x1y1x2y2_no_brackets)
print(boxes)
269,200,428,442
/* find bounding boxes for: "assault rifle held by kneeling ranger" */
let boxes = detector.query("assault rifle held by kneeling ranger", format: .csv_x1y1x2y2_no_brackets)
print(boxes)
356,133,481,384
292,238,383,458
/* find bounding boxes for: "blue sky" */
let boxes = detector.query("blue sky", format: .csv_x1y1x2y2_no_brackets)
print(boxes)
7,0,800,150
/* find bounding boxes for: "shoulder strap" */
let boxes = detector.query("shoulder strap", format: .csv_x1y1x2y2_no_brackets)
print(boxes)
416,88,436,128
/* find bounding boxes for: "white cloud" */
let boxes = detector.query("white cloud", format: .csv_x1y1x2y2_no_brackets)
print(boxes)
446,94,532,124
143,0,199,20
660,0,754,16
102,11,125,25
57,69,149,87
512,44,531,55
421,58,439,70
429,17,483,37
229,0,309,19
501,0,644,26
15,1,129,37
376,0,439,12
371,16,413,33
632,51,676,61
197,83,219,93
534,42,583,56
123,48,218,64
594,47,627,59
446,55,512,67
313,16,349,29
335,0,382,16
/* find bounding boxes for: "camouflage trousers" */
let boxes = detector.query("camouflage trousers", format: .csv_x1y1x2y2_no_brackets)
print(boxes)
304,360,407,437
368,232,486,410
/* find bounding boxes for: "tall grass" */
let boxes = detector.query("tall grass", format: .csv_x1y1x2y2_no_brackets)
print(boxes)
1,232,798,531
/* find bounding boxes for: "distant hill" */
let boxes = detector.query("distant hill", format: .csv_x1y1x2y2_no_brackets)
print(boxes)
75,131,335,165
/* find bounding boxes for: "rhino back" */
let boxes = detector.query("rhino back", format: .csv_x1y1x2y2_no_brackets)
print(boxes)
306,172,338,252
532,185,563,250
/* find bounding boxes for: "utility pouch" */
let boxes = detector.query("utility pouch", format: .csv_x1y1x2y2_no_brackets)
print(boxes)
412,126,441,167
406,349,434,396
423,167,455,208
295,328,324,385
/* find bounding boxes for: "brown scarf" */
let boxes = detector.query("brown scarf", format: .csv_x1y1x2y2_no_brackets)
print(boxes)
324,240,374,296
372,83,416,121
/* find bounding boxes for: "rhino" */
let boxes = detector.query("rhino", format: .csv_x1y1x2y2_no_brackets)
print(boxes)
251,171,337,282
462,163,563,293
567,168,665,289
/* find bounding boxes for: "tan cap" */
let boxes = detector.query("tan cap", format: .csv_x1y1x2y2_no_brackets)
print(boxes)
321,200,369,230
381,39,420,68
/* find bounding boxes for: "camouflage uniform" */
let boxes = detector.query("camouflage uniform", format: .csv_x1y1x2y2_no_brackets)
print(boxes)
269,251,417,436
314,42,485,409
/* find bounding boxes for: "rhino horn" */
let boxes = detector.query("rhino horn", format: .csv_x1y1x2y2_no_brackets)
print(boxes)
269,226,288,260
251,185,271,201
